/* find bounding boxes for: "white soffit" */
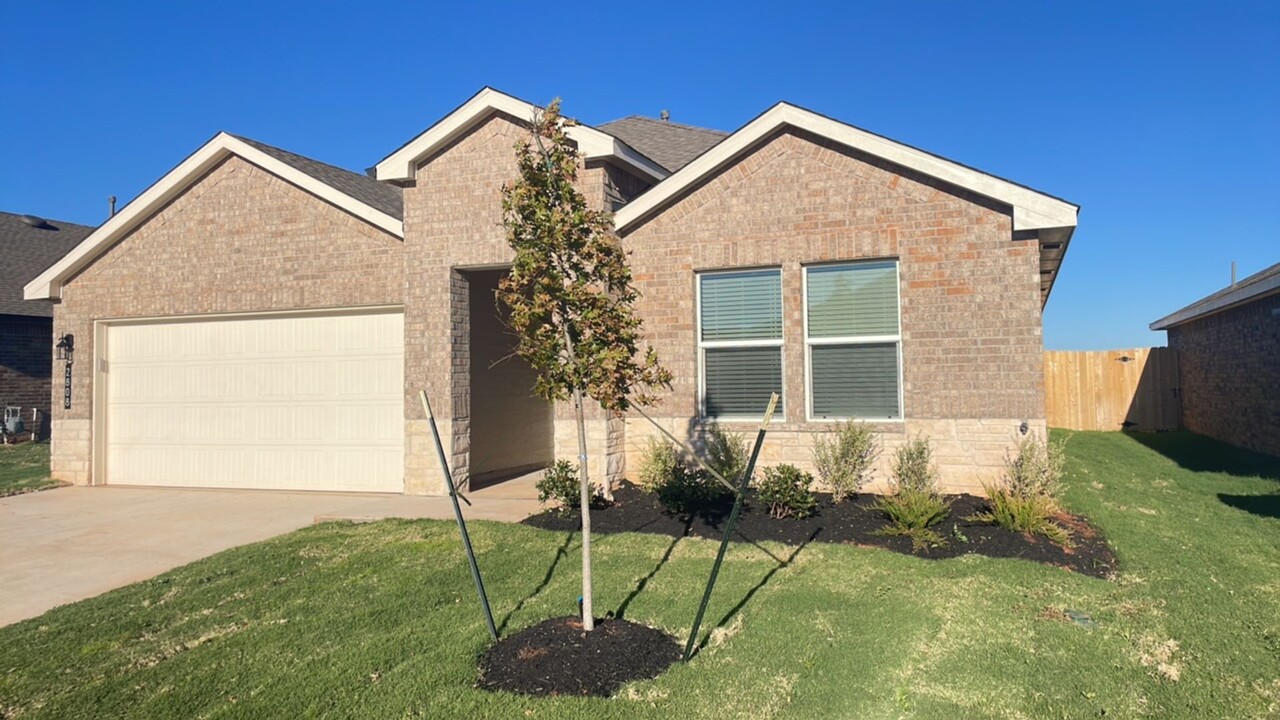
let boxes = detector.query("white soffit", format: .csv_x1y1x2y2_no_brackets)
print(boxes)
613,103,1079,234
374,87,669,183
24,133,405,300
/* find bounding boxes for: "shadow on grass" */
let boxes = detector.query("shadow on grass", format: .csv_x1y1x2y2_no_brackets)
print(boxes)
1123,431,1280,482
497,531,575,635
1218,493,1280,519
614,517,692,620
689,527,820,658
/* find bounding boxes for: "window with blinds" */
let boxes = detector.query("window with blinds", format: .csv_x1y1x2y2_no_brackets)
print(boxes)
698,269,784,417
804,261,902,420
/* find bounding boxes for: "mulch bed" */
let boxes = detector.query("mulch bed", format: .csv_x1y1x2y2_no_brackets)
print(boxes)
524,484,1117,578
478,616,681,697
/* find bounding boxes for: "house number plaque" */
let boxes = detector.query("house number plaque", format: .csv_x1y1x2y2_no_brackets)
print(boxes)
63,364,72,409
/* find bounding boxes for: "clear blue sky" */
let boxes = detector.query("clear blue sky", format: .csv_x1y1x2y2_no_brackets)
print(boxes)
2,1,1275,349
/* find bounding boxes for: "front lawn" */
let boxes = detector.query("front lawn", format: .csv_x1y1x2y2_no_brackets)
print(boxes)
1,431,1277,718
0,442,58,497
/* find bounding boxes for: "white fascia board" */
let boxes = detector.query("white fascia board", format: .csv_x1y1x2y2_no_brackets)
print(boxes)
614,103,1078,234
373,87,668,183
1150,273,1280,330
25,133,404,300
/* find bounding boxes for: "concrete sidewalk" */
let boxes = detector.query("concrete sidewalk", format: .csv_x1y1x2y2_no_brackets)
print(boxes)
0,481,541,627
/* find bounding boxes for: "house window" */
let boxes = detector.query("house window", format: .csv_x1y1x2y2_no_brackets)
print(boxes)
804,260,902,420
698,268,784,418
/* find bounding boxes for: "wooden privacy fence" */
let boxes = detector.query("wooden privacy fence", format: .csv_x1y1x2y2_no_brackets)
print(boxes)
1045,348,1181,431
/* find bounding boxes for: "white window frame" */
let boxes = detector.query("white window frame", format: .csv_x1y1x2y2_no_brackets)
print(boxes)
802,260,904,422
695,267,786,420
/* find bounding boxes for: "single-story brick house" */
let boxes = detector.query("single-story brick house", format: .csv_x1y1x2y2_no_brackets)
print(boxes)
26,87,1078,494
1,211,95,440
1151,262,1280,457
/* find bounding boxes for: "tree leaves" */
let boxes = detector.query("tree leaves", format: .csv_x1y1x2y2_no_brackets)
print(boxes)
498,99,672,413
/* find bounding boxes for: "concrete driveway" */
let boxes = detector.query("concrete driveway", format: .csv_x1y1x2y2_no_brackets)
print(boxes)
0,482,539,627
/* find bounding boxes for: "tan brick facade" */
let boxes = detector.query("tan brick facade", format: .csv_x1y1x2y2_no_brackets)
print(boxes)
50,157,404,485
617,129,1046,492
50,112,1051,496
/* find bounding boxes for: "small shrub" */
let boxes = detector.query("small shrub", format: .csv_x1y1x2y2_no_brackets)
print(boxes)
656,465,729,514
976,488,1072,546
874,437,950,549
537,459,584,514
637,438,681,494
970,435,1071,545
1002,434,1065,501
637,437,729,514
891,436,940,494
756,464,817,519
813,421,879,503
704,423,749,483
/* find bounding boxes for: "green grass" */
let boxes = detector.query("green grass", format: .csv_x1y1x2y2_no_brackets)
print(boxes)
0,442,59,497
1,431,1277,718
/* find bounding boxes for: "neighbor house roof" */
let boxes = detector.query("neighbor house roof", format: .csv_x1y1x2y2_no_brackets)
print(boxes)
0,211,94,317
1150,261,1280,331
26,133,405,300
374,87,670,184
596,116,728,173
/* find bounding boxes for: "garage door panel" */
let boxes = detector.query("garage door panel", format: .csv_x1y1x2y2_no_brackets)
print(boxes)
105,311,404,492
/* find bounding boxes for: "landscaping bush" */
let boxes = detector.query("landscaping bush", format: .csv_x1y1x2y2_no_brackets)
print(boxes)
704,423,749,483
537,459,585,515
874,437,950,549
812,421,879,503
637,437,729,514
756,464,818,519
971,435,1072,545
637,438,681,493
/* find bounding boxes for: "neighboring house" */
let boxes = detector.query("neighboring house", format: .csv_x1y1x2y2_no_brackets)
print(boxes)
1151,263,1280,457
1,212,95,440
25,87,1078,494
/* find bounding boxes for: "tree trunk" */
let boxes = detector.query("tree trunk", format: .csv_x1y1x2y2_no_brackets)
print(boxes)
560,324,594,632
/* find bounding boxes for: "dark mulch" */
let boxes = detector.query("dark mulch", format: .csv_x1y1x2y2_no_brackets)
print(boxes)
478,616,681,697
524,484,1117,578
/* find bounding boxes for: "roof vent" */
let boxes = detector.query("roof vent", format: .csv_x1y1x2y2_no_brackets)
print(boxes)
19,215,50,229
659,109,670,122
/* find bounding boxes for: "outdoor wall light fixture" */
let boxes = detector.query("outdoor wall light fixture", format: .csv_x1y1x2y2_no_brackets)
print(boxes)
1019,420,1029,435
55,334,74,364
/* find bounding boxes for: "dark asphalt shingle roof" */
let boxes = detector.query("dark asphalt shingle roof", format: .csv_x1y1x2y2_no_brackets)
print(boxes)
231,135,404,221
0,212,95,317
597,116,728,173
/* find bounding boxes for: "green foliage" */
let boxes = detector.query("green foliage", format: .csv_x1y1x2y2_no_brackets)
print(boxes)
970,435,1071,546
704,423,749,483
536,459,585,515
973,489,1072,546
891,436,940,494
813,421,879,503
756,464,818,519
875,437,949,548
1002,435,1066,501
637,437,681,493
638,439,729,514
497,99,671,413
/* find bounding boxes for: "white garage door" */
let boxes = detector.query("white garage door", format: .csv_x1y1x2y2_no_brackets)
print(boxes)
103,310,404,492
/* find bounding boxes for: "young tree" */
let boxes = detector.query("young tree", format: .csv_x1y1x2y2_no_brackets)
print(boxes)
498,100,671,631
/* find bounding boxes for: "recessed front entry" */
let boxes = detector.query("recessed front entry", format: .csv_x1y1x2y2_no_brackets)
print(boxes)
101,309,404,492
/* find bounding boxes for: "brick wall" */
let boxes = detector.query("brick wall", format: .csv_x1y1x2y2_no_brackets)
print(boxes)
618,128,1046,492
403,112,624,492
1169,293,1280,457
50,156,404,484
0,315,53,439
